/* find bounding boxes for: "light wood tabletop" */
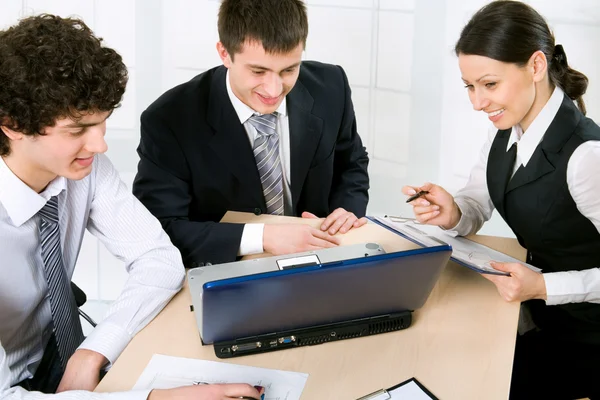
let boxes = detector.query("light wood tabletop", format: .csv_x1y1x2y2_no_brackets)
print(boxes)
95,212,525,399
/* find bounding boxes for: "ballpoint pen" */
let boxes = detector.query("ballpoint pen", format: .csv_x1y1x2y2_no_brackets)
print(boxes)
405,190,430,203
239,385,265,400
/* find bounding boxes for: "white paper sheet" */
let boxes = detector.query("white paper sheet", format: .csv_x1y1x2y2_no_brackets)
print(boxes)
133,354,309,400
357,378,437,400
387,380,435,399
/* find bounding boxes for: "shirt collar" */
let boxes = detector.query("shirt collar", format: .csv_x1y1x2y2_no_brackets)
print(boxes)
506,86,565,166
0,156,67,227
225,70,287,123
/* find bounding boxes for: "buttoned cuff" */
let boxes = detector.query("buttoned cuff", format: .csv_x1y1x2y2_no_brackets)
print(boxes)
440,199,470,237
238,223,265,256
78,321,131,366
543,271,585,305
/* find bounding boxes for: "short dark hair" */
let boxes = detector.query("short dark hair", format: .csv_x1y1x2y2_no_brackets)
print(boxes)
0,14,128,156
218,0,308,58
455,0,588,115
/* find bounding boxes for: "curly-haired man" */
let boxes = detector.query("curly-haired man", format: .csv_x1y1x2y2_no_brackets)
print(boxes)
0,14,262,400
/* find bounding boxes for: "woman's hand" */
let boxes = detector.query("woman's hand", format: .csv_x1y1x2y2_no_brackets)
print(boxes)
402,183,461,229
483,262,547,303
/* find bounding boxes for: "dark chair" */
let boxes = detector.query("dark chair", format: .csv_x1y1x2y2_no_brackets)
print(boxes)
70,282,97,327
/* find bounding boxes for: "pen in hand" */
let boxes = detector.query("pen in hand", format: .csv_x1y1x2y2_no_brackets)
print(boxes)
239,385,265,400
406,190,430,203
192,382,265,400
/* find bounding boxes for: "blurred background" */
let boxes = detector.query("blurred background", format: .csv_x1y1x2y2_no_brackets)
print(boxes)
1,1,598,319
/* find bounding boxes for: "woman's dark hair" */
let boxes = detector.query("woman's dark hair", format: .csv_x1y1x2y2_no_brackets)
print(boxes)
0,14,128,156
455,0,588,115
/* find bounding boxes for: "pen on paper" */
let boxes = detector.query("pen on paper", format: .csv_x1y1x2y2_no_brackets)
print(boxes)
405,190,430,203
386,215,418,223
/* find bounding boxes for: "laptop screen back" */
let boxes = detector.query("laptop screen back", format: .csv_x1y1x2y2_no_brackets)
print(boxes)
202,246,451,343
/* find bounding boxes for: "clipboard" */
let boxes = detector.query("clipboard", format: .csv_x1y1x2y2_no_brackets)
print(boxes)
357,377,439,400
368,215,540,276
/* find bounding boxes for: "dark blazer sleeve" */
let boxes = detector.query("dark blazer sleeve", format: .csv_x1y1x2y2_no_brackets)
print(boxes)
133,109,244,267
328,66,370,217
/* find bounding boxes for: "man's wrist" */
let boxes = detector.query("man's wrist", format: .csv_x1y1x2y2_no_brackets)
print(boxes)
148,389,162,400
262,224,273,254
71,348,108,370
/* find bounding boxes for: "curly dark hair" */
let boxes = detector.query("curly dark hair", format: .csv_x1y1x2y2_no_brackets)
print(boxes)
0,14,128,156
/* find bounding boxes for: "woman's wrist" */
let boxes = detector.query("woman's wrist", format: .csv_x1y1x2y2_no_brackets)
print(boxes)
441,201,462,230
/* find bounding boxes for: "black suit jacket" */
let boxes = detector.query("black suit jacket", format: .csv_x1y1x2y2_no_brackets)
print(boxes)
133,61,369,267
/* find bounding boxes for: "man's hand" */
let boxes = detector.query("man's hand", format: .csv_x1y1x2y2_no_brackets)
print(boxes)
148,383,263,400
482,262,547,303
56,349,107,392
302,207,367,235
263,223,340,255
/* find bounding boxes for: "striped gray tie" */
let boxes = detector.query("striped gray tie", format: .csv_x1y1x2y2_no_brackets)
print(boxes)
38,196,84,370
248,113,284,215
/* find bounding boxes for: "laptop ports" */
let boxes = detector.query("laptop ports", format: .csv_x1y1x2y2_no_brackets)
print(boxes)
278,336,297,344
231,342,262,352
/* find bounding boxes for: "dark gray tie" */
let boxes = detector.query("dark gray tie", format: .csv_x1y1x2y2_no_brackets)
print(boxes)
248,113,284,215
38,196,84,370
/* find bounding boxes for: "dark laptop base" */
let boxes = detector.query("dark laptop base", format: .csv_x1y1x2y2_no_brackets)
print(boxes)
214,311,412,358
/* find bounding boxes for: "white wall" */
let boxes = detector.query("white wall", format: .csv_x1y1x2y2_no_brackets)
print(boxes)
0,0,598,301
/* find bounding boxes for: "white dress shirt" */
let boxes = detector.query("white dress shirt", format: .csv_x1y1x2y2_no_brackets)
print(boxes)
226,71,293,256
447,87,600,305
0,154,185,399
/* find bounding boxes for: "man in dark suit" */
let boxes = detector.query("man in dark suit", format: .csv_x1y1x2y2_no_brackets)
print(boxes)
133,0,370,267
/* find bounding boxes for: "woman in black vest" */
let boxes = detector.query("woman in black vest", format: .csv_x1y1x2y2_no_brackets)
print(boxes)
403,1,600,399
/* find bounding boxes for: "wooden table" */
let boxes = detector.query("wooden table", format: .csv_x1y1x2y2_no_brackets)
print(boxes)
96,212,525,399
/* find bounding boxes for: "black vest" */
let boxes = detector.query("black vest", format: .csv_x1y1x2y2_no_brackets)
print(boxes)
487,94,600,344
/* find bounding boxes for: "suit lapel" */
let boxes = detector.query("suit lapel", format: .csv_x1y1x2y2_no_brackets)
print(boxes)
206,67,265,207
287,80,323,212
506,94,581,194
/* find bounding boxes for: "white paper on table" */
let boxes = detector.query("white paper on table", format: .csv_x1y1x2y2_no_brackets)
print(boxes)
133,354,308,400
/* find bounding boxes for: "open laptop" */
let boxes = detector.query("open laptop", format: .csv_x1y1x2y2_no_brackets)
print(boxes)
189,244,451,358
188,243,386,339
